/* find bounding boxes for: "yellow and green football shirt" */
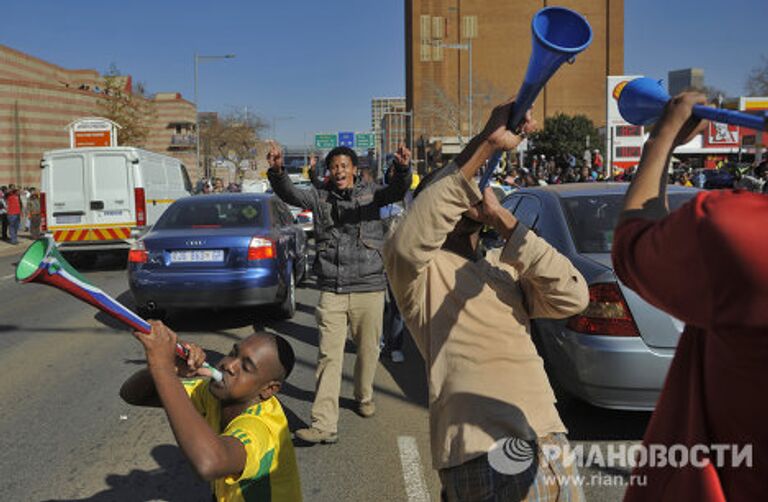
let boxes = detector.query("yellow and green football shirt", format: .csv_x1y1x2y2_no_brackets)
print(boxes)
183,379,302,502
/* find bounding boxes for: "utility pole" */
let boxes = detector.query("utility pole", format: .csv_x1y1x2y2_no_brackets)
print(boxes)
194,53,235,178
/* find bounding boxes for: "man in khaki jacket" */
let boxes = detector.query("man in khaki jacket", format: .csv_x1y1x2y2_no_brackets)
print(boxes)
384,100,589,501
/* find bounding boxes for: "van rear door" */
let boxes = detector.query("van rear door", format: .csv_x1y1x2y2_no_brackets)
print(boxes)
49,153,87,226
89,152,134,232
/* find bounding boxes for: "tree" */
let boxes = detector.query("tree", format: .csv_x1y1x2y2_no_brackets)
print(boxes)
417,79,507,147
745,55,768,96
529,113,602,165
97,64,156,147
200,110,269,182
689,85,728,104
418,81,466,145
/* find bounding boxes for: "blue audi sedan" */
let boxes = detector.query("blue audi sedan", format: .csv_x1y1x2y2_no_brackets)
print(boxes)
128,193,308,319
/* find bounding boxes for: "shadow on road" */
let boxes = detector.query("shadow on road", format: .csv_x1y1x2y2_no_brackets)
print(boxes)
41,444,210,502
62,250,129,272
93,290,256,341
256,318,357,355
295,301,316,316
379,333,429,408
556,399,652,441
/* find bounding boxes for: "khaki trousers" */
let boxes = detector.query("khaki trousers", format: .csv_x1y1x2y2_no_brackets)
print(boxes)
311,290,385,433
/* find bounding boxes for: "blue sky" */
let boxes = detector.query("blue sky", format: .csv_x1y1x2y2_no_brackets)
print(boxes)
2,0,766,146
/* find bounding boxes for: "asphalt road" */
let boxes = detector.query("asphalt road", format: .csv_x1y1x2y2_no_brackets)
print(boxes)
0,247,652,501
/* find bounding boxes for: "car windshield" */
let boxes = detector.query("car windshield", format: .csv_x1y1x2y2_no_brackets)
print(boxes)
155,199,265,229
560,193,698,254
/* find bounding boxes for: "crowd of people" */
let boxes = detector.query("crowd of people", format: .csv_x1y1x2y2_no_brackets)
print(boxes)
488,150,768,194
121,91,765,502
0,184,42,244
193,176,243,194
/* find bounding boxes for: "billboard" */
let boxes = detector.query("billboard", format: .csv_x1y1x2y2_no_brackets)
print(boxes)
68,117,120,148
607,76,645,174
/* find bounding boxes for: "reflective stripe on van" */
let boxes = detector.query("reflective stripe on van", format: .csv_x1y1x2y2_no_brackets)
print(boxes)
53,227,132,242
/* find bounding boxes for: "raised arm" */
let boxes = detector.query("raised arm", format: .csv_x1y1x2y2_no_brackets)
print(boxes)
266,141,317,210
374,143,413,206
308,154,325,189
129,321,246,481
120,338,210,407
614,91,713,327
468,186,588,319
620,92,708,223
384,99,534,320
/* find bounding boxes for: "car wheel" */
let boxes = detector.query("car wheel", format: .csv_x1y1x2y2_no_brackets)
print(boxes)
274,268,296,319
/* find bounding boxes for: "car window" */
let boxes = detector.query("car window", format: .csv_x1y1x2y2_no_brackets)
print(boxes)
560,192,697,253
154,199,265,229
513,195,541,229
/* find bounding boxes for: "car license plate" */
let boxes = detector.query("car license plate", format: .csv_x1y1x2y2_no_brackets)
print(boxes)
103,210,123,216
56,215,81,224
171,250,224,263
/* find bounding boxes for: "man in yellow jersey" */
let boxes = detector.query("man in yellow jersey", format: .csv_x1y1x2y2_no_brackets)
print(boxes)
121,321,302,501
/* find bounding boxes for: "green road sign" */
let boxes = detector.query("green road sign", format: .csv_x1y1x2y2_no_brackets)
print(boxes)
314,134,337,149
355,133,376,149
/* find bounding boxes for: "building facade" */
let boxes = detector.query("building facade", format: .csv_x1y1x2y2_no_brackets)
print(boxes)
406,0,624,149
0,44,197,187
668,68,705,97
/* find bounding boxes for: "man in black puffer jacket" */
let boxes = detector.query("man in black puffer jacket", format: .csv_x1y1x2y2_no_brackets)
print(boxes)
267,141,411,443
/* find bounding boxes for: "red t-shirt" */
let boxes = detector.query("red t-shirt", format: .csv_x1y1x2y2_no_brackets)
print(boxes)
6,192,21,215
613,190,768,502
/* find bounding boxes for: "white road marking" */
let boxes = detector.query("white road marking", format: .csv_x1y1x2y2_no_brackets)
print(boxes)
398,436,431,502
1,274,14,281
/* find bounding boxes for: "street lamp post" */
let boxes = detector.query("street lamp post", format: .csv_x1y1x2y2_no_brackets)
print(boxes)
194,53,235,178
439,40,473,138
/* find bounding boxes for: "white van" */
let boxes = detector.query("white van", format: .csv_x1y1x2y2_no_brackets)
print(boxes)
40,147,192,252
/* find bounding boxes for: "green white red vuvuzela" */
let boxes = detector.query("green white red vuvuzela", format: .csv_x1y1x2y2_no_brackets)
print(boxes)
15,238,223,382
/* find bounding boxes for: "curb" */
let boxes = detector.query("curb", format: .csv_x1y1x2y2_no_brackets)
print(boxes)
0,232,34,258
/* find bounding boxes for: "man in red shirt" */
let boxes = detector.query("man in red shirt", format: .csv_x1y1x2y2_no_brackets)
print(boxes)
5,184,22,245
612,93,768,501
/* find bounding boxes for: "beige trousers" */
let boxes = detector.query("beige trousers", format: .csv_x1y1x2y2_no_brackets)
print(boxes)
311,290,385,433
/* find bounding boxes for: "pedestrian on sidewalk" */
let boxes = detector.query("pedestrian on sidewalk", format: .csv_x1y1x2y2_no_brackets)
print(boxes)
27,188,42,239
384,99,589,501
0,186,8,241
267,140,411,444
5,184,22,245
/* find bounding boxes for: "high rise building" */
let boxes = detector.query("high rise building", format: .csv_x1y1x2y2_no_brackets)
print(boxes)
406,0,624,149
372,97,406,149
667,68,705,96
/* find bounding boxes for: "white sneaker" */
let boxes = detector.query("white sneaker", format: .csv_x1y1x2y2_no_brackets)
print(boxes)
391,350,405,363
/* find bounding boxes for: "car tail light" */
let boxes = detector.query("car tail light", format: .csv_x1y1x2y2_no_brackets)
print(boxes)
248,236,275,260
134,188,146,227
128,240,148,263
40,192,47,232
567,283,640,337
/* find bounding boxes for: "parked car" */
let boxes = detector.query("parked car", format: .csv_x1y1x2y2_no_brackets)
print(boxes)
495,183,700,410
699,168,734,189
128,193,308,319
